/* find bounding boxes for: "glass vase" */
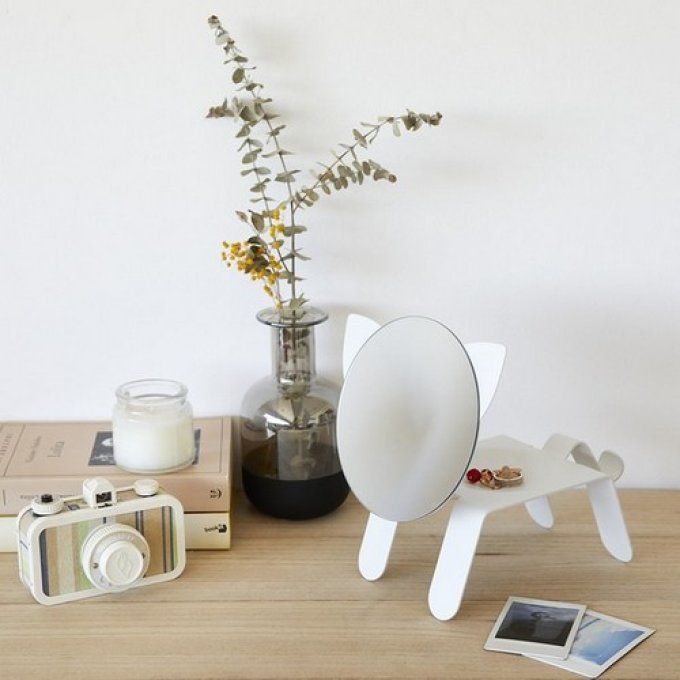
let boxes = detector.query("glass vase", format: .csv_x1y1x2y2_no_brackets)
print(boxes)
240,306,349,519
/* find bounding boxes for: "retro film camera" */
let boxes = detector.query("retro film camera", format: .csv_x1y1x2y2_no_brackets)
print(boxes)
17,477,185,604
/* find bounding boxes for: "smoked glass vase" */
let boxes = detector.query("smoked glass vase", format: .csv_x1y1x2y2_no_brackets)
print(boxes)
240,306,349,519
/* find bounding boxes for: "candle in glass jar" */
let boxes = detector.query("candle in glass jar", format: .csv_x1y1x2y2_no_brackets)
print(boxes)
113,379,195,474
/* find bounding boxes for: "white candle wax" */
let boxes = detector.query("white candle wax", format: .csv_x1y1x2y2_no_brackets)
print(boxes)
112,380,194,474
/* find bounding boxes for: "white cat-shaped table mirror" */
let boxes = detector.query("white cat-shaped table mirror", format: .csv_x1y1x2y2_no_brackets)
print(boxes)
338,315,631,620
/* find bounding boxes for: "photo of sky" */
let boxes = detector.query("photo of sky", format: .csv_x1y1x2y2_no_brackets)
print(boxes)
571,614,644,665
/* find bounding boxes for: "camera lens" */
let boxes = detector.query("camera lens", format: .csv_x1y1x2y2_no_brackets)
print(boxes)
81,524,150,592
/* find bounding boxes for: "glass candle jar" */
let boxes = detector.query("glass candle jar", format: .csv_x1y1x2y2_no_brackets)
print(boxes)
112,379,194,474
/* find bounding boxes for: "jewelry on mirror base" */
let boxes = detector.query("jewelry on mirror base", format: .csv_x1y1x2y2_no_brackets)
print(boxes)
466,466,523,489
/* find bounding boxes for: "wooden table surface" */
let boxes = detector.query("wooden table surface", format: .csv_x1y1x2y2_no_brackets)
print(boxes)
0,489,678,679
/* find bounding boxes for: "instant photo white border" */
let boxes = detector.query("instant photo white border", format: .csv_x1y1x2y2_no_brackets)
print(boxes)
525,609,655,679
484,596,587,659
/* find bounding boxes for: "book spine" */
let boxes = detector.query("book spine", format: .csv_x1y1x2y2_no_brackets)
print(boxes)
0,475,230,515
0,512,231,552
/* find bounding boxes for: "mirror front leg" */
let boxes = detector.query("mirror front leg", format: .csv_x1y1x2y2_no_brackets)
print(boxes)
358,513,398,581
428,502,486,621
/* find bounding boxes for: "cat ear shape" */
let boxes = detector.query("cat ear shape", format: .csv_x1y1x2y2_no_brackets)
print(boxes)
464,342,506,418
343,314,380,378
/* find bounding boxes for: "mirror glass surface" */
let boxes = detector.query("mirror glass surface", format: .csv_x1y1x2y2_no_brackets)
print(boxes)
338,317,480,522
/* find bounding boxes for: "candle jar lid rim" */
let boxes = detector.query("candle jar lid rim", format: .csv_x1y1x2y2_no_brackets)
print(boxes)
115,378,188,408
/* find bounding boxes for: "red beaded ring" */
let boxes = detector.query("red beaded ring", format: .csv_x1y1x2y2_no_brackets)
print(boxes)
466,468,481,484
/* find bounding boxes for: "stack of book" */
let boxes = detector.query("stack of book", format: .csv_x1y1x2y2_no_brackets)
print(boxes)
0,417,232,551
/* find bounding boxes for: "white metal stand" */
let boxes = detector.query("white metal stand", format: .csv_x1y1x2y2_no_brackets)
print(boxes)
358,434,632,620
342,313,632,621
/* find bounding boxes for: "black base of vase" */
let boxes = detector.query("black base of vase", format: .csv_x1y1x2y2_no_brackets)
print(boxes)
242,468,350,520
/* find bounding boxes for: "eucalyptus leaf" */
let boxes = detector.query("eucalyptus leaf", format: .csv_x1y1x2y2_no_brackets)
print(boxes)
352,128,368,148
278,271,304,283
262,149,293,158
281,249,311,262
232,68,245,83
289,295,308,309
268,124,286,138
283,226,307,236
250,179,270,192
275,170,300,182
239,106,256,122
250,212,265,232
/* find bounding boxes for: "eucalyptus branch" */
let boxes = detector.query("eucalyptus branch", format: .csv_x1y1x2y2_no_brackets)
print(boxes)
207,14,442,314
289,119,390,211
244,138,283,301
208,15,305,307
238,58,303,302
268,124,300,302
290,110,442,212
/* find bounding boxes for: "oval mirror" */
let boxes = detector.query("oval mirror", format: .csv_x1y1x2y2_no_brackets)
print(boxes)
337,317,480,522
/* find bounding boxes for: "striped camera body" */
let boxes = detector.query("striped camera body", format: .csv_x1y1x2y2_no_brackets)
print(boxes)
17,477,185,605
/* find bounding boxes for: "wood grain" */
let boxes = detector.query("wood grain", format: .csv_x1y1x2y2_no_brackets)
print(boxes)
0,490,678,679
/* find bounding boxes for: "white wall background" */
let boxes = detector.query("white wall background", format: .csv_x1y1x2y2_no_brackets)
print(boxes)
1,1,678,487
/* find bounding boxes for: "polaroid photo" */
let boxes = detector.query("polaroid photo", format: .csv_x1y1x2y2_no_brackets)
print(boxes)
484,596,587,659
525,610,655,678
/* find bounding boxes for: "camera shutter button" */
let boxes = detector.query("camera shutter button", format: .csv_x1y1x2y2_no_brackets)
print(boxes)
133,479,159,497
31,494,64,516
